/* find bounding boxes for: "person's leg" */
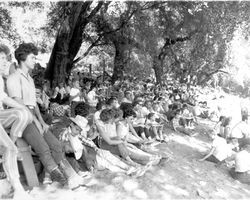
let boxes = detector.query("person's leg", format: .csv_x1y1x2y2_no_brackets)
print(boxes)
0,108,32,142
126,143,160,165
43,130,64,165
205,155,220,164
22,123,58,172
0,124,28,197
99,149,130,170
230,169,250,184
59,158,91,189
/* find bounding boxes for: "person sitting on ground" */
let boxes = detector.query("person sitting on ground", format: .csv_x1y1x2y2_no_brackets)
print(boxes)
145,112,164,141
230,114,250,149
106,97,120,109
199,130,234,164
70,78,83,117
229,144,250,185
0,43,33,200
60,103,143,176
151,102,169,124
86,85,98,111
96,109,161,167
172,109,197,137
181,103,195,129
116,108,145,144
121,91,133,104
51,82,69,105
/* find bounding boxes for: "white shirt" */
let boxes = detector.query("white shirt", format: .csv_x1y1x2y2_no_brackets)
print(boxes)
231,121,249,139
117,121,129,139
7,69,36,107
212,136,232,161
0,76,8,110
70,87,81,102
235,150,250,172
96,120,117,138
87,90,98,107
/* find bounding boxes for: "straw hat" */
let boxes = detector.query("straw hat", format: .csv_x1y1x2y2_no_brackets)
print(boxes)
70,115,90,132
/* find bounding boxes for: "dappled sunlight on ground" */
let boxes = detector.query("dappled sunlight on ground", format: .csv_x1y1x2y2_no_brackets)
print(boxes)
2,116,250,199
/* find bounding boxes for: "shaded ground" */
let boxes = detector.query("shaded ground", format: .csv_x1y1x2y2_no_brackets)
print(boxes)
1,118,250,200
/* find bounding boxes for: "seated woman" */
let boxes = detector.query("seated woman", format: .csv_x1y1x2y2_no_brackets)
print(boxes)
199,131,234,164
172,109,197,137
116,108,144,144
96,109,161,166
229,144,250,184
60,103,143,176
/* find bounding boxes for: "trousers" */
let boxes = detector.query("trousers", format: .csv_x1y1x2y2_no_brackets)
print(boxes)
22,123,64,172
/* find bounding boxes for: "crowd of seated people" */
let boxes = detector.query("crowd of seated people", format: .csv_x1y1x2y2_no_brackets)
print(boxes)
2,41,250,200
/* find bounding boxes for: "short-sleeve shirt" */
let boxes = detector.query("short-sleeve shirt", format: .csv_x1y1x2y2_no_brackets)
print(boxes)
70,87,81,102
87,90,98,107
231,121,249,139
0,76,8,110
7,69,36,107
235,150,250,172
212,136,232,161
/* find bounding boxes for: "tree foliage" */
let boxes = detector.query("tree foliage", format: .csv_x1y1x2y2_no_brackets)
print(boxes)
2,1,250,87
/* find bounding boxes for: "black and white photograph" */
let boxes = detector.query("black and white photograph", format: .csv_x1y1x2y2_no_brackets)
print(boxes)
1,0,250,199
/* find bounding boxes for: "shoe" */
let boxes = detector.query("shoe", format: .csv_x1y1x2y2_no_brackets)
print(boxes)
77,171,92,178
68,175,91,190
50,167,67,186
43,175,52,185
148,155,162,166
126,167,138,175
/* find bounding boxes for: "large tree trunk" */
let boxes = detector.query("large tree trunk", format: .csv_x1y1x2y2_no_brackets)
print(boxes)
45,2,103,87
45,2,85,87
153,55,164,85
111,40,127,84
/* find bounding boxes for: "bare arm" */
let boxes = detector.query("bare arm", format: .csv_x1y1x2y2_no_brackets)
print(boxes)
199,147,215,161
34,103,46,125
128,120,141,139
96,124,124,145
3,96,26,109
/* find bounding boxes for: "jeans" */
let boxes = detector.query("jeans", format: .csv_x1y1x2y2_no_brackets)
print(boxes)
22,123,64,172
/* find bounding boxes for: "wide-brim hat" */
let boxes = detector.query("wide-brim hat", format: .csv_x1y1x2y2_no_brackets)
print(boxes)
70,115,90,132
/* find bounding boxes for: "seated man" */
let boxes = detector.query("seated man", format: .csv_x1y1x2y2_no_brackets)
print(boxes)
0,43,33,199
231,115,250,149
229,144,250,184
121,91,133,104
199,131,234,163
7,43,87,189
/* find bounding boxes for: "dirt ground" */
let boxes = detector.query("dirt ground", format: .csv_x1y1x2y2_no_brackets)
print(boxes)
2,117,250,200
